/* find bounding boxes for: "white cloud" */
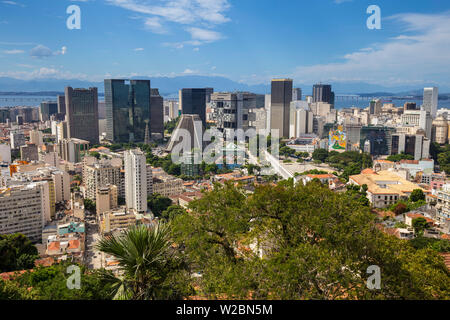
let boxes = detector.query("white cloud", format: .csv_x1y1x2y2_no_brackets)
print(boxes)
291,12,450,88
3,49,24,54
134,47,144,51
106,0,230,45
30,45,67,58
183,68,198,74
186,27,222,42
2,1,25,7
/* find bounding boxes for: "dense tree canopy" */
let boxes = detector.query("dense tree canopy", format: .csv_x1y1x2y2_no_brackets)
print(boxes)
0,234,38,273
172,181,450,299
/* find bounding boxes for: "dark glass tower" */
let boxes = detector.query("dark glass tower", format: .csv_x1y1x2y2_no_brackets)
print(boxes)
313,84,335,105
65,87,99,144
180,88,213,127
104,79,151,143
270,79,293,138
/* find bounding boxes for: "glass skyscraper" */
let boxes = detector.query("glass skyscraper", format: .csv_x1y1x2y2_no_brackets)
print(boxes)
104,79,151,143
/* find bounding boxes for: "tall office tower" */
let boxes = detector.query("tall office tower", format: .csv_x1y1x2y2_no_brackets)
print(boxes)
369,99,382,115
360,126,396,156
419,109,433,138
65,87,99,144
270,79,293,138
292,88,302,101
124,149,147,213
104,79,151,143
16,115,23,125
289,101,313,138
57,95,66,115
180,88,214,127
313,84,335,106
423,87,438,118
56,121,68,143
150,88,164,139
0,108,10,123
39,101,58,122
210,92,264,134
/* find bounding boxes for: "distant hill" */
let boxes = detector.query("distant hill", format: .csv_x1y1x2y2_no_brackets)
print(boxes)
0,76,448,97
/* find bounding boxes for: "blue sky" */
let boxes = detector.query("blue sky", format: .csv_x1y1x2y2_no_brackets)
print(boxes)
0,0,450,89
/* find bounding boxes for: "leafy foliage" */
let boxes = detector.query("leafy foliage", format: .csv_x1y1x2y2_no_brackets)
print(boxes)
387,153,415,162
147,194,173,217
410,189,425,202
96,224,193,300
171,181,450,299
0,234,38,273
13,262,115,300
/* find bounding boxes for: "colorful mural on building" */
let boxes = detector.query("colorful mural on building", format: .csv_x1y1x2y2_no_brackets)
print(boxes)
329,125,347,152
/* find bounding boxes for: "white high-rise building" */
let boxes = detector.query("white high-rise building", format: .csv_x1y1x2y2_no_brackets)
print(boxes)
423,87,438,119
124,149,147,213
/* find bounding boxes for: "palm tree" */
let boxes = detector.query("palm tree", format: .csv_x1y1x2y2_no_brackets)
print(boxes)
96,223,191,300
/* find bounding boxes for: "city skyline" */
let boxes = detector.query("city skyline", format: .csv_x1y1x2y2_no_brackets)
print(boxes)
0,0,450,91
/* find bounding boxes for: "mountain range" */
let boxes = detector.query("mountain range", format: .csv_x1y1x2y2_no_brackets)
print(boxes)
0,76,448,97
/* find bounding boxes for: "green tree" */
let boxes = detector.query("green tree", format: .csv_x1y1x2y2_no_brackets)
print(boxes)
14,262,114,300
0,234,38,272
172,181,450,299
84,199,96,212
410,189,425,202
312,148,329,162
412,217,429,235
387,153,415,162
147,194,173,217
161,205,186,221
96,224,192,300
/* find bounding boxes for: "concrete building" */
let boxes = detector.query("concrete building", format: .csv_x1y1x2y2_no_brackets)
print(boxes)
39,101,58,122
179,88,214,127
210,92,264,134
423,87,438,118
369,99,382,115
292,88,302,101
0,144,11,163
65,86,99,144
10,130,26,149
99,209,137,235
56,121,68,143
84,159,122,200
20,143,39,161
57,95,66,115
436,184,450,225
57,138,90,163
391,132,430,160
270,79,293,138
432,116,448,144
312,84,334,105
96,185,118,215
289,101,313,138
152,169,184,198
30,130,44,146
124,149,147,213
0,183,48,243
349,170,425,208
150,88,164,140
